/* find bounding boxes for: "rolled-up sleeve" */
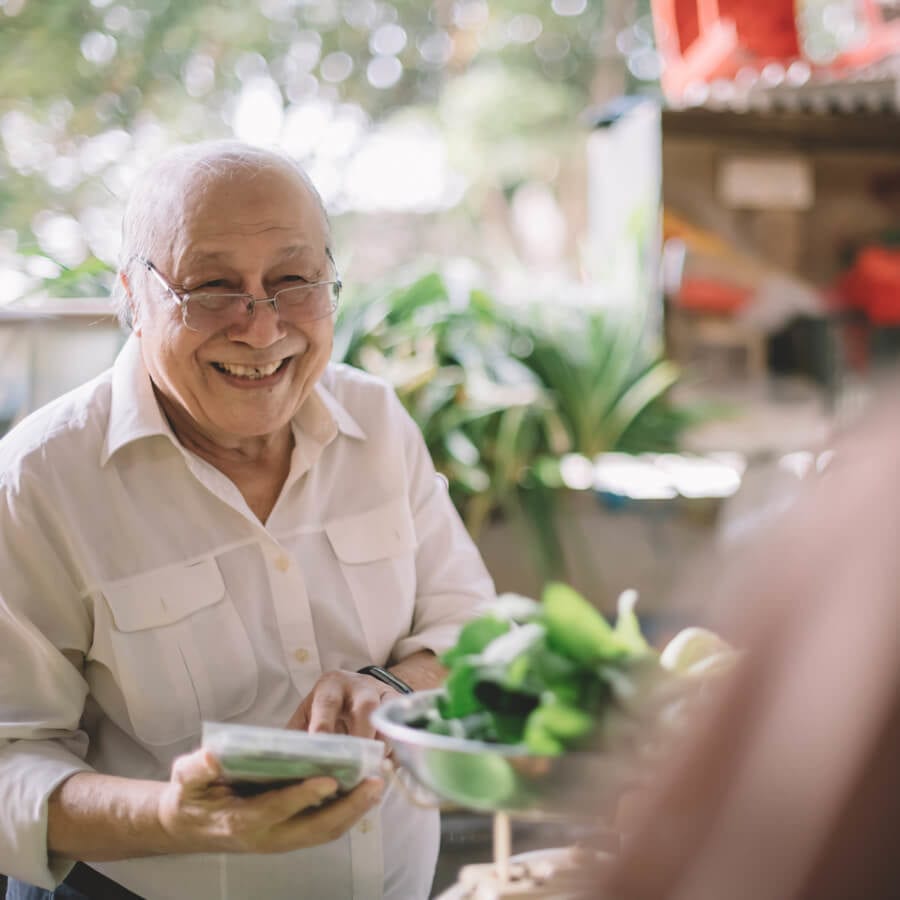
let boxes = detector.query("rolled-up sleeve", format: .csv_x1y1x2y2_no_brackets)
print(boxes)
0,474,93,887
390,403,495,662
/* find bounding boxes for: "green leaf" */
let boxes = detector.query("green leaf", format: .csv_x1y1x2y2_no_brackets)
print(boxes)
612,589,652,656
540,582,632,665
522,714,566,756
603,359,681,450
543,679,581,707
385,272,449,322
441,616,511,667
438,663,484,719
490,712,527,744
530,701,594,740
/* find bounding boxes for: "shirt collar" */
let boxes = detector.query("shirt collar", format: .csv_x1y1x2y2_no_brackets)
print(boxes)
101,336,367,466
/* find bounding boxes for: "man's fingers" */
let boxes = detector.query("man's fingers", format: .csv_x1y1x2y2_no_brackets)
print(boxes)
286,705,310,730
290,669,399,736
272,777,384,850
346,689,382,739
238,776,342,825
307,681,347,734
171,749,222,788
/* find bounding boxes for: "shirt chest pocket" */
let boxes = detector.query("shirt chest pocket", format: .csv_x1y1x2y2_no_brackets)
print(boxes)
325,497,417,663
98,559,259,746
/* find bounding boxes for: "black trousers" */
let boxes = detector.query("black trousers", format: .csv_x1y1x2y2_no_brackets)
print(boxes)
6,864,142,900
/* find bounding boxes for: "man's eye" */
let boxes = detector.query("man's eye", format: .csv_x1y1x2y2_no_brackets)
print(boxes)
189,279,237,294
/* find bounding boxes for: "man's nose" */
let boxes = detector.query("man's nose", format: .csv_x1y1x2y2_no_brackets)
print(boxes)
229,296,285,345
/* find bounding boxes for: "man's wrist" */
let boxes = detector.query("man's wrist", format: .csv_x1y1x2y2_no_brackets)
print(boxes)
357,665,414,695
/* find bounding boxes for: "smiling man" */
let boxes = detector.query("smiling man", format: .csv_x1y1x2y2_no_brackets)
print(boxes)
0,142,494,900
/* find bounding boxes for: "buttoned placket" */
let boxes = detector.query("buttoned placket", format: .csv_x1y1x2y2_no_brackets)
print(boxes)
181,452,327,690
264,537,323,689
179,434,384,899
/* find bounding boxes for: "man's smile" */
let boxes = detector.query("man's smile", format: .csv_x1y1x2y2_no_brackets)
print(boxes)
210,357,291,382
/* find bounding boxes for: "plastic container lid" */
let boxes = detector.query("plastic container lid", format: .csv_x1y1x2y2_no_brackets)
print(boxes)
202,721,384,792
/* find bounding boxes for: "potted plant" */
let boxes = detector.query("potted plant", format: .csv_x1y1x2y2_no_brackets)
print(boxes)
335,269,697,585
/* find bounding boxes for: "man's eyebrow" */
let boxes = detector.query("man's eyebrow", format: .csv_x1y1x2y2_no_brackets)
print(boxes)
272,244,317,261
179,249,230,269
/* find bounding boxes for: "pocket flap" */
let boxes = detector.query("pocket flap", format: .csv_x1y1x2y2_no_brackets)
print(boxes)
102,559,226,632
325,497,417,564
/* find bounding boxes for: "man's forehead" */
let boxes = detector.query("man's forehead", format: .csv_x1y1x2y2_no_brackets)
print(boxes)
180,243,322,267
162,157,318,222
157,167,328,265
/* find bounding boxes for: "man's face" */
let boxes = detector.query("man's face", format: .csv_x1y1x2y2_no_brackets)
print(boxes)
132,165,334,446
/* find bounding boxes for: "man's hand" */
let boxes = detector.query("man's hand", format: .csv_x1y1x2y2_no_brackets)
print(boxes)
286,670,398,737
158,748,383,854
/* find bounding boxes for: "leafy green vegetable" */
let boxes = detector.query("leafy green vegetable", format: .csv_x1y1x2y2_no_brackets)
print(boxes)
613,588,652,656
529,701,594,740
441,615,511,667
542,582,635,665
438,663,483,719
420,585,656,756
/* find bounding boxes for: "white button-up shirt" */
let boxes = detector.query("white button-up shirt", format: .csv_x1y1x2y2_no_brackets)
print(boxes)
0,336,494,899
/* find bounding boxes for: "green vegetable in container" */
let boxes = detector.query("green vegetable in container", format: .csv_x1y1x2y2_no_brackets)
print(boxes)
426,582,658,756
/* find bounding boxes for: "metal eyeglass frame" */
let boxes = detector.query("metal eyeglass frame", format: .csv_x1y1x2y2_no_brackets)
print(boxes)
134,254,342,331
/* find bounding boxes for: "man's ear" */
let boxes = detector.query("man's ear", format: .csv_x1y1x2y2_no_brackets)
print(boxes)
120,271,141,335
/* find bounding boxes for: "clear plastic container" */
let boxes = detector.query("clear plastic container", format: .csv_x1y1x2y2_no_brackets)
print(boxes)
202,721,384,793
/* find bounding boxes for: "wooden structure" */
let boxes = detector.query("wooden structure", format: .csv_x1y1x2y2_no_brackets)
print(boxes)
660,56,900,383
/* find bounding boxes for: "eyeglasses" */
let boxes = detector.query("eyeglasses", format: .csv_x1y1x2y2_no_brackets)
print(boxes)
135,256,341,333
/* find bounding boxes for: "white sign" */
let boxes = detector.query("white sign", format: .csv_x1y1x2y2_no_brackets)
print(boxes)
718,155,814,210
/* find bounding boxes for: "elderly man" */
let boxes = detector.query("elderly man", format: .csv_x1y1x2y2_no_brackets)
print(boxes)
0,141,494,899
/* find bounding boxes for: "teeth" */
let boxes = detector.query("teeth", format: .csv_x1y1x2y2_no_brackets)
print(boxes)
217,360,283,379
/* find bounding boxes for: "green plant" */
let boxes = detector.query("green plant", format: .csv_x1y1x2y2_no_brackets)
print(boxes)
16,250,115,300
335,270,563,541
515,308,680,456
334,269,694,580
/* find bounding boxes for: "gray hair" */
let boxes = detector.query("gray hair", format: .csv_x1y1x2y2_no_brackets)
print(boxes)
113,140,330,330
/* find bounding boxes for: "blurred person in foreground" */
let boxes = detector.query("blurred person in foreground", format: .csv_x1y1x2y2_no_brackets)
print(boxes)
604,396,900,900
0,141,494,900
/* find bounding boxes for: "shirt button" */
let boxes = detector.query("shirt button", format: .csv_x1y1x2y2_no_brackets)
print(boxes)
359,818,372,834
293,647,310,664
274,554,290,572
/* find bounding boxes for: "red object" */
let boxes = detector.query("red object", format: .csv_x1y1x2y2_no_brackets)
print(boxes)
837,246,900,325
652,0,801,98
652,0,900,101
675,276,752,314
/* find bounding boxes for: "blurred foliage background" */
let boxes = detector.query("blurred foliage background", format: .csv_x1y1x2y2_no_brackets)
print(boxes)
0,0,662,301
333,268,706,578
0,0,706,582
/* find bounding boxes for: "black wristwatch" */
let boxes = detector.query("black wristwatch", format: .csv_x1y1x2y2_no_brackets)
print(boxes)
357,664,414,695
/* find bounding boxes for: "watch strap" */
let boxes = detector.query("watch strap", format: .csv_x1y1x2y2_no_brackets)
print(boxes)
357,664,414,695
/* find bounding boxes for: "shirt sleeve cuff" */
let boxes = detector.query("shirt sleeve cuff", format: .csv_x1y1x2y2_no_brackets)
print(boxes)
0,741,93,889
391,623,466,662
